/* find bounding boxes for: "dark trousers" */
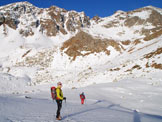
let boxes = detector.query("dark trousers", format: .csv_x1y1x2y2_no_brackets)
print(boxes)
56,100,62,118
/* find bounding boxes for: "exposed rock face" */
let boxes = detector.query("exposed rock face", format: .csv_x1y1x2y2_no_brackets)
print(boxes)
92,15,100,23
61,31,123,60
124,16,144,27
124,7,161,26
144,30,162,41
40,19,58,36
148,10,162,27
126,7,162,37
0,14,5,25
0,2,90,37
102,6,162,41
0,13,19,29
144,48,162,70
144,47,162,59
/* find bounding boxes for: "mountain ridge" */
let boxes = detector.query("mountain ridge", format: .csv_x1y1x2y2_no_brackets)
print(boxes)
0,2,162,86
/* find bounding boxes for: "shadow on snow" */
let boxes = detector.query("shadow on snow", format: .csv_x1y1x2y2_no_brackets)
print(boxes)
62,100,162,122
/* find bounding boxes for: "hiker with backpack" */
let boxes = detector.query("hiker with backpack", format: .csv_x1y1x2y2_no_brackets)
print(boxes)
80,92,85,105
51,82,66,120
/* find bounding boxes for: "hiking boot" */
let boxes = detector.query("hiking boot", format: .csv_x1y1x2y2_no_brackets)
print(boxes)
56,117,61,120
59,116,62,119
56,116,62,120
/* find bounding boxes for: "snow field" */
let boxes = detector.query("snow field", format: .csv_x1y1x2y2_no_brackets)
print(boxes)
0,77,162,122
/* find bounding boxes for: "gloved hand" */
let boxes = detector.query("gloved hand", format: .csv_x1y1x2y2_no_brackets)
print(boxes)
63,97,66,100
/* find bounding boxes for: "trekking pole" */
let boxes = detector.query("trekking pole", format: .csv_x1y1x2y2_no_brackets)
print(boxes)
65,99,66,105
64,98,69,120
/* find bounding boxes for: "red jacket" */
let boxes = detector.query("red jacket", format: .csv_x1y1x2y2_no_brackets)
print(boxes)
80,94,85,100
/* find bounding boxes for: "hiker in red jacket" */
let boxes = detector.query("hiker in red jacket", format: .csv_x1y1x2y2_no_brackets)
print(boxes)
80,92,85,105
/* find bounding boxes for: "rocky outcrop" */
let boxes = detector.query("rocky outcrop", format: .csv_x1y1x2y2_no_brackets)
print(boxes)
102,6,162,41
0,13,5,25
0,13,19,29
144,47,162,59
40,19,58,36
124,16,144,27
126,7,162,37
92,15,100,23
61,31,123,60
0,2,90,37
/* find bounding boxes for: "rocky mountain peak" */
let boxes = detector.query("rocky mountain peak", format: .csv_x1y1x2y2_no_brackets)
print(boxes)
0,2,90,37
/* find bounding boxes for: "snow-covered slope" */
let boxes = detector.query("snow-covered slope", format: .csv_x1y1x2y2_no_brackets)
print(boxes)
0,2,162,122
0,78,162,122
0,2,162,88
87,6,162,41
